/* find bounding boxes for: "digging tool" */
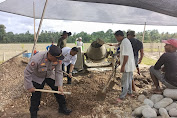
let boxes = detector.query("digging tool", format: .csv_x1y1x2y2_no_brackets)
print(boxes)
35,89,71,95
62,71,77,80
96,58,119,101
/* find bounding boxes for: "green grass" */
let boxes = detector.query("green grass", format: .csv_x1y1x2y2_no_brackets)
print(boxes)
141,56,157,65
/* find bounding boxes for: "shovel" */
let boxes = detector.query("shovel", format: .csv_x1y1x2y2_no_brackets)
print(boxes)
35,89,71,95
62,71,77,80
96,62,119,101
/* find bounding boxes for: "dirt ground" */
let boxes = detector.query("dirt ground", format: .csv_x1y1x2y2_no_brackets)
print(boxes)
0,57,156,118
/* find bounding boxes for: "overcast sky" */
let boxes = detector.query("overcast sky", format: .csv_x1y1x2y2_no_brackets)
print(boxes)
1,11,177,34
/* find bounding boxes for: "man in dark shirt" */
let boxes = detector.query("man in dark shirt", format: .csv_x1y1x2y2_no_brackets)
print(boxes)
57,31,71,49
127,31,144,92
127,31,144,75
149,39,177,94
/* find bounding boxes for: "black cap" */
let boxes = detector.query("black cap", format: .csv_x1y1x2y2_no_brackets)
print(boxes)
114,30,124,36
61,31,72,36
49,45,64,60
127,31,135,36
71,47,79,52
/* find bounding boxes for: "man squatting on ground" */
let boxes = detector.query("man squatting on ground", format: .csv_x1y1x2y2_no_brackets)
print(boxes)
24,45,72,118
149,39,177,94
62,47,78,84
114,30,136,102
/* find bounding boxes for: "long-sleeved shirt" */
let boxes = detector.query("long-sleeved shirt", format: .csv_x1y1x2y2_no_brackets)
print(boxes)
24,51,63,90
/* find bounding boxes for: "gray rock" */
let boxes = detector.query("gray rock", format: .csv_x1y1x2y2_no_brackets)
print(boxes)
132,105,151,116
150,94,164,104
154,98,173,109
166,103,177,111
142,108,157,118
169,108,177,117
143,99,154,107
153,108,159,115
138,95,147,102
159,108,169,117
163,89,177,100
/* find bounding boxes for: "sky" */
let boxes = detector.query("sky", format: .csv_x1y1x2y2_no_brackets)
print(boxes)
1,11,177,35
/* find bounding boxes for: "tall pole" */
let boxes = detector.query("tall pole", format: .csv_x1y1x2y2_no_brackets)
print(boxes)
31,0,48,58
33,2,36,47
142,22,146,43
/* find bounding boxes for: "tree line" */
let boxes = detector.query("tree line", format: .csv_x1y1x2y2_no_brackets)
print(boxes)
0,24,177,43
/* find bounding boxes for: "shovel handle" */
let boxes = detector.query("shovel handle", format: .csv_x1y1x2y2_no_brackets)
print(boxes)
62,71,76,79
35,89,71,95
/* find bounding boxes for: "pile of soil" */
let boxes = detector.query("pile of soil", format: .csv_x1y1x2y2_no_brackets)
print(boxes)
0,57,28,112
0,57,155,118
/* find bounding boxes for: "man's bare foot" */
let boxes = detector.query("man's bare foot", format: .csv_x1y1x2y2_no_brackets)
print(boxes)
117,98,123,103
127,93,135,98
152,88,163,94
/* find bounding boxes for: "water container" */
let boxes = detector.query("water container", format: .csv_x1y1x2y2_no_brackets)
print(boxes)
23,53,32,58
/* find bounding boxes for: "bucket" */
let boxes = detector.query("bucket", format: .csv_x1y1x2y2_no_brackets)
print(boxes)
23,53,32,58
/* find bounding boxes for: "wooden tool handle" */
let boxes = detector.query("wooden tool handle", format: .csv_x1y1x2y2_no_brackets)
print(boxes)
35,89,71,95
62,71,76,79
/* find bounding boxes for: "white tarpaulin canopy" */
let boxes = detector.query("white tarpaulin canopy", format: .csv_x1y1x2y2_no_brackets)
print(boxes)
1,0,177,26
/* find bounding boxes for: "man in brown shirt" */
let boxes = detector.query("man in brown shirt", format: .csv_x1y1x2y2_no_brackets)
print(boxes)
149,39,177,94
57,31,71,49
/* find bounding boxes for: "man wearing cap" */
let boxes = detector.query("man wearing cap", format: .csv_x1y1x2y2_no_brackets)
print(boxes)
149,39,177,93
24,45,72,118
62,47,78,84
114,30,136,102
127,30,144,75
57,31,72,49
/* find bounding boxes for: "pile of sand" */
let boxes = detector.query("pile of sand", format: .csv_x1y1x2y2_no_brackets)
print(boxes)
0,57,29,112
0,57,154,118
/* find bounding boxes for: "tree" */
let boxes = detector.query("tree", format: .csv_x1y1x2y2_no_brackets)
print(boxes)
0,24,6,43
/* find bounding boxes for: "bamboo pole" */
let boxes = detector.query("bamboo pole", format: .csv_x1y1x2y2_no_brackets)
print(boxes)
158,46,160,58
142,22,146,43
33,2,36,47
31,0,48,59
3,52,5,61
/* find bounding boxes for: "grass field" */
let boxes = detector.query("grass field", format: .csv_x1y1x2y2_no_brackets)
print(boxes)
0,43,162,63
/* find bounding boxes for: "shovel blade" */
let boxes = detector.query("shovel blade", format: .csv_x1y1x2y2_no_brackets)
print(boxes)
96,90,106,101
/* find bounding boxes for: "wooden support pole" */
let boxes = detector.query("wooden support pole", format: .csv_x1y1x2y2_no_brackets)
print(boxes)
31,0,48,59
142,22,146,43
33,2,36,47
3,52,5,61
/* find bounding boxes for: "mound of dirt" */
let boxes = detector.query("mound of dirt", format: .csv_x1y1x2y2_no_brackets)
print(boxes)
0,57,29,112
0,58,155,118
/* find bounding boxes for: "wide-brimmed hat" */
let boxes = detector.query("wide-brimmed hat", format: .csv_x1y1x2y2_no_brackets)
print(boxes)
162,39,177,48
61,31,72,36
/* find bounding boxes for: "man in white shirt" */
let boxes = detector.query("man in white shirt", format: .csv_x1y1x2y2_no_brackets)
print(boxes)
62,47,78,84
114,30,136,102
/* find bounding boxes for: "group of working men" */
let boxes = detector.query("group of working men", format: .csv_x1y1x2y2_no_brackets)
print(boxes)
24,30,177,118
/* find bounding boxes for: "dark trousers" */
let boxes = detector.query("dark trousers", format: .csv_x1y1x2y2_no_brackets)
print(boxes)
30,78,66,113
62,64,71,83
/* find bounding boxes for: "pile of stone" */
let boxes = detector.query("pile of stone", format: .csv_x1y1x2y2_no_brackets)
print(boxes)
132,89,177,118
